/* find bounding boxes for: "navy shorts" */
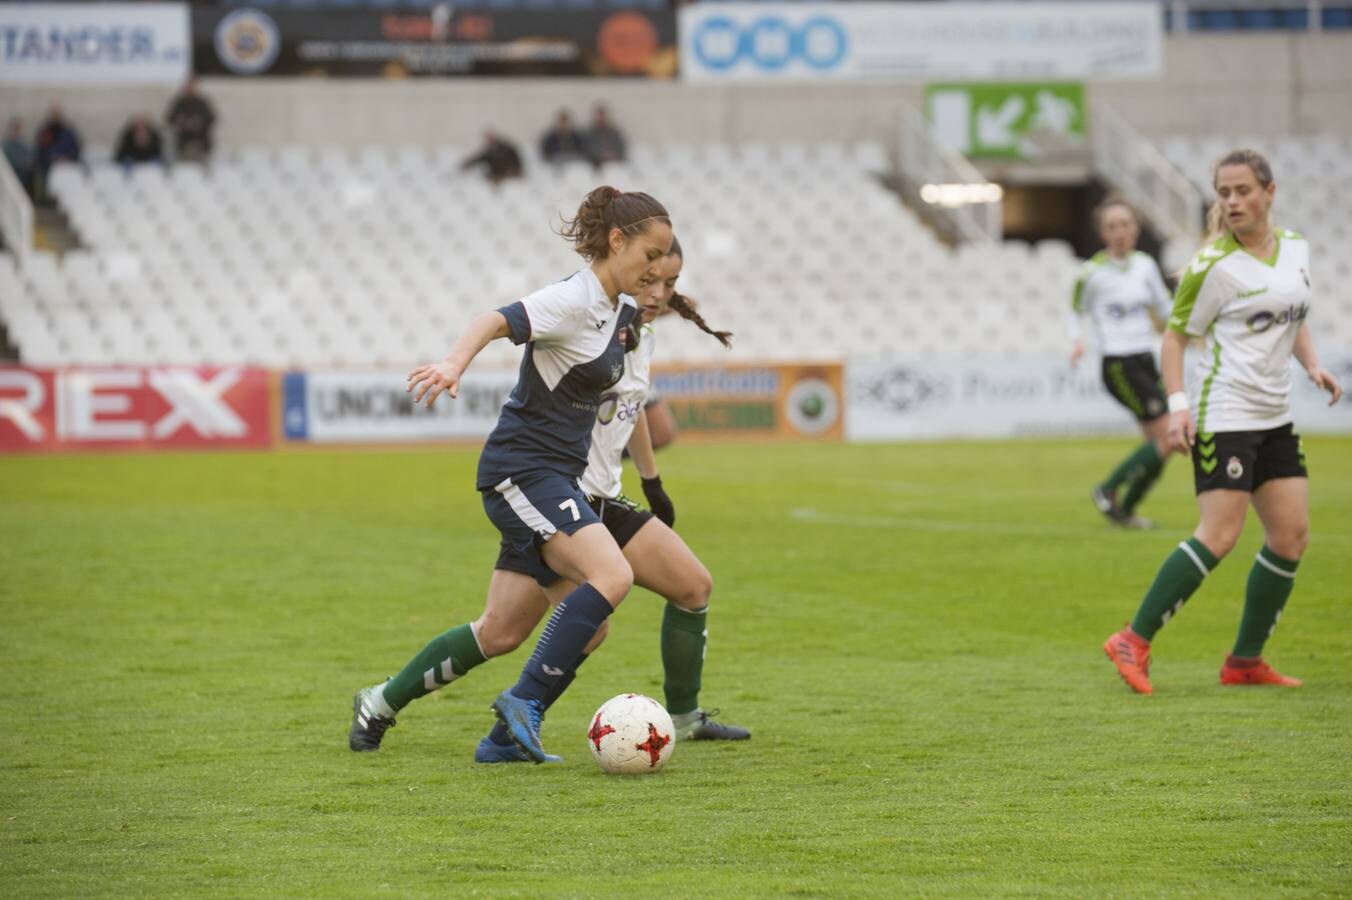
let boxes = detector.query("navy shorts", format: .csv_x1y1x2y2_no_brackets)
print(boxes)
1192,423,1307,495
1102,353,1167,422
495,493,654,584
482,472,601,587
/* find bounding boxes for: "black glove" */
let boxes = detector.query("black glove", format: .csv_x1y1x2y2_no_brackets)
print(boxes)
641,475,675,528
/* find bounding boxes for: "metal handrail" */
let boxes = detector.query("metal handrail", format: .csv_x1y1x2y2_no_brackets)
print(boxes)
0,157,34,260
897,103,1002,244
1091,99,1203,250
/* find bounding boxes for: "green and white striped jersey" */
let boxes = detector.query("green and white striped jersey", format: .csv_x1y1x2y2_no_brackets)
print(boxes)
1070,251,1171,356
1169,229,1311,433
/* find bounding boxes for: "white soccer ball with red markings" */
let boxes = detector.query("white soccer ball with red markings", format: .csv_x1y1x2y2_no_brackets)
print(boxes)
586,693,675,775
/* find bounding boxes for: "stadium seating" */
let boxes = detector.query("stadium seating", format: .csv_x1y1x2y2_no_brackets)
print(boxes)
7,135,1348,370
2,142,1096,368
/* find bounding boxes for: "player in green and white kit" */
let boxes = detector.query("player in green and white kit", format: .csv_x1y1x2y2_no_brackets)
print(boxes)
1104,149,1342,694
1071,197,1174,528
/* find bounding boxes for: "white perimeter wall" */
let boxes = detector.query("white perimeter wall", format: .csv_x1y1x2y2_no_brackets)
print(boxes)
2,33,1350,153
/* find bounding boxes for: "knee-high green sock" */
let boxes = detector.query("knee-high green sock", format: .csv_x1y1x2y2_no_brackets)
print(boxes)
1130,537,1220,640
380,623,487,712
1120,444,1165,514
1233,546,1299,657
661,604,707,716
1103,440,1161,493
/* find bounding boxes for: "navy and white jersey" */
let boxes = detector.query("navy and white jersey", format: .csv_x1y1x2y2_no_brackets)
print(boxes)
475,269,638,490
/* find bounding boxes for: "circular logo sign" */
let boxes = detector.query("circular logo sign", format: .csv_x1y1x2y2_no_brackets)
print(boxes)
597,12,659,74
215,9,281,76
784,377,839,435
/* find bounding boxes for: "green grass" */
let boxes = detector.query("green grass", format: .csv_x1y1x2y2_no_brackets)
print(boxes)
2,439,1350,897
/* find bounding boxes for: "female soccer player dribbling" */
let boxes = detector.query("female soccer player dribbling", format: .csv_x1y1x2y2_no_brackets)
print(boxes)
1071,197,1175,528
472,237,749,762
1103,149,1343,694
347,238,749,761
349,187,671,760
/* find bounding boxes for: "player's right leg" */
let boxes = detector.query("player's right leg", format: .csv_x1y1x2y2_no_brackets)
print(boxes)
1105,477,1248,694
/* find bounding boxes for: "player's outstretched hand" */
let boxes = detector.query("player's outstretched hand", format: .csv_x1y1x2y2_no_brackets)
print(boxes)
1167,409,1195,456
1308,366,1344,406
641,476,675,528
408,361,461,407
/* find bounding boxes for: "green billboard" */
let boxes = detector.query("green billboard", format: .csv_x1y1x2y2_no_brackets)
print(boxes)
925,82,1086,160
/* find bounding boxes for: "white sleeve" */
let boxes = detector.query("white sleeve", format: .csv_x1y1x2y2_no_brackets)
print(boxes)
517,279,586,344
1171,266,1228,337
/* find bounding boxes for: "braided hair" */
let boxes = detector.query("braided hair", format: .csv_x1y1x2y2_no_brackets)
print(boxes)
668,293,733,349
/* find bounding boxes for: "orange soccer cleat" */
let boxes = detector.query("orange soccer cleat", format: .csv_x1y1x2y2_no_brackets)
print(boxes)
1104,626,1153,694
1220,656,1303,687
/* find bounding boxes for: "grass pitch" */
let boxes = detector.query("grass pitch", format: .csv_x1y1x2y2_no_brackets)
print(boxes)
2,438,1350,897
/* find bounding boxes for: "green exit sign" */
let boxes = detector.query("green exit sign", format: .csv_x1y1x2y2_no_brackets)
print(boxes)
926,82,1086,160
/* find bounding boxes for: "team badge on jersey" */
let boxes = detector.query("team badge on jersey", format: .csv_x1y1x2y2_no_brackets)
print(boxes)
1226,456,1244,480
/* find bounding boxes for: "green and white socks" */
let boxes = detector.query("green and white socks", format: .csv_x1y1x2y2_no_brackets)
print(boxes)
1103,440,1164,515
1130,539,1300,657
374,623,487,714
1119,442,1164,514
1233,546,1299,657
1130,537,1219,640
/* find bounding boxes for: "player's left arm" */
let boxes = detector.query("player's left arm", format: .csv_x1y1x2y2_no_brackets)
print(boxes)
629,408,674,527
1293,322,1343,405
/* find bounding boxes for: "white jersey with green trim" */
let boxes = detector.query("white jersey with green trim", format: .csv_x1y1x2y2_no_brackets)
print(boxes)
1069,250,1172,357
1168,229,1311,433
579,322,656,500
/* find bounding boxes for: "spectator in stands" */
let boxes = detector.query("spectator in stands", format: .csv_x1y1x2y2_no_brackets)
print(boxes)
460,130,523,185
583,103,627,168
540,110,586,167
3,118,33,195
33,103,81,205
165,77,217,163
115,115,165,172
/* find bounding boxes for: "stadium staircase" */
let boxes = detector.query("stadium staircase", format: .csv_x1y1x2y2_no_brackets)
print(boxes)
34,207,82,257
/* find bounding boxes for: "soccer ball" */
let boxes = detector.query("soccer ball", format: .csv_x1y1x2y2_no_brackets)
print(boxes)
586,693,675,775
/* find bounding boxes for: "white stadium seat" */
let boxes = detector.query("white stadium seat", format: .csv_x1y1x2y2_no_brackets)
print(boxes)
8,135,1347,369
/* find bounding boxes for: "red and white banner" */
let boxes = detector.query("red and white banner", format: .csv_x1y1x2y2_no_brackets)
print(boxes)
0,367,272,452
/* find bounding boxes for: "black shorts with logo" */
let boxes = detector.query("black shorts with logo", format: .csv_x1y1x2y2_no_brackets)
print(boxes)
1192,423,1307,494
1102,353,1167,422
494,494,654,579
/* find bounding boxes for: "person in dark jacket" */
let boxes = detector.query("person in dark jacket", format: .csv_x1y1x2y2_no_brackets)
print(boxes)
165,77,217,162
115,115,164,171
